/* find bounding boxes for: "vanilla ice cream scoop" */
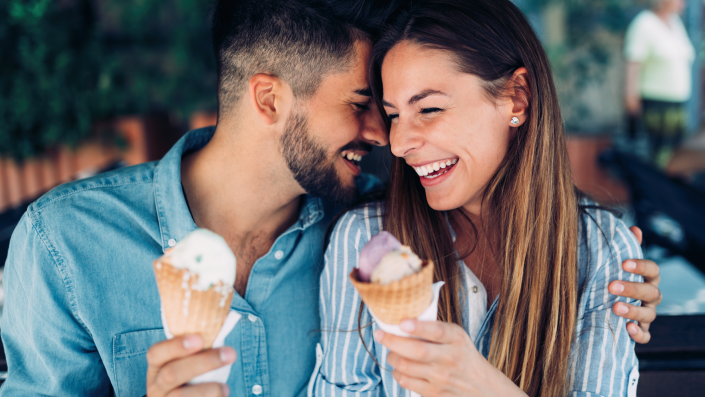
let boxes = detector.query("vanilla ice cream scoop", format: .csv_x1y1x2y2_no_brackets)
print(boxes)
164,229,236,290
370,246,423,285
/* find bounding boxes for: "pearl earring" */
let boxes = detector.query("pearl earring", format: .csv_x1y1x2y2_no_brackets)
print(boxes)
511,117,520,125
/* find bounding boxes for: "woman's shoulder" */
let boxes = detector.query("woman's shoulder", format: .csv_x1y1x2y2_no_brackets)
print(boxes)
577,198,643,283
327,201,386,252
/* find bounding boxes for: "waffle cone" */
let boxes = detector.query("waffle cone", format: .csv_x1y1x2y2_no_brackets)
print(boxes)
153,258,234,349
349,260,434,325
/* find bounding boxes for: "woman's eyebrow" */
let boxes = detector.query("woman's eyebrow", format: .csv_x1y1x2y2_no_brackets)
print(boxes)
383,89,450,109
408,89,449,105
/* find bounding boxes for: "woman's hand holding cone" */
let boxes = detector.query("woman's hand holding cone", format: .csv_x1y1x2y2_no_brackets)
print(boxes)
146,334,235,397
375,320,527,397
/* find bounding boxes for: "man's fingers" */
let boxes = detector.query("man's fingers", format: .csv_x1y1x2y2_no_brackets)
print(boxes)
147,335,204,369
610,280,662,305
151,347,236,395
629,226,643,245
166,382,229,397
626,322,652,344
622,259,661,282
613,301,657,324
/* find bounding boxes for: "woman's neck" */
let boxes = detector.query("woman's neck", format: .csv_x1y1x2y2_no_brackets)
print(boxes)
451,209,502,308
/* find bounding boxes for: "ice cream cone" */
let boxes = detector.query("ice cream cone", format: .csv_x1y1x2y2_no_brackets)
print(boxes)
154,257,234,349
349,260,434,325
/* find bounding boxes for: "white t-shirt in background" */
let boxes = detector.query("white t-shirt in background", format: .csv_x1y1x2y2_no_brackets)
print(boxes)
624,10,695,102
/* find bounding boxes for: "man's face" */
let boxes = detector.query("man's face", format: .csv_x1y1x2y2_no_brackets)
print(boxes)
281,41,388,205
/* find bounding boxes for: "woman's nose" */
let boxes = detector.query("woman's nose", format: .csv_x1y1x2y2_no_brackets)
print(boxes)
390,122,422,158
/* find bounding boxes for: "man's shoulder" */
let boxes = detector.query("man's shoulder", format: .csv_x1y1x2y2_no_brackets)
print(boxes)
29,161,157,214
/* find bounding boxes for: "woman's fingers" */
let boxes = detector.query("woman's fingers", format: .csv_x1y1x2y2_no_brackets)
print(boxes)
375,330,444,362
399,319,463,344
166,382,229,397
386,351,430,381
391,368,431,396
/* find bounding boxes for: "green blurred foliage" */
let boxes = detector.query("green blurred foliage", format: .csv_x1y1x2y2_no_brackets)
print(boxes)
521,0,650,132
0,0,216,161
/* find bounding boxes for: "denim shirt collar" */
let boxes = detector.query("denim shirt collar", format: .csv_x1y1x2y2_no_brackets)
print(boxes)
153,127,325,252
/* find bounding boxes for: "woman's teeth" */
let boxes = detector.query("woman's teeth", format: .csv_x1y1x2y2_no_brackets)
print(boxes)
341,150,363,162
414,158,458,177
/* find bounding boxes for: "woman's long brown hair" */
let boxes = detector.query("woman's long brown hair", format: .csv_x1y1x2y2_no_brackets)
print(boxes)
369,0,579,395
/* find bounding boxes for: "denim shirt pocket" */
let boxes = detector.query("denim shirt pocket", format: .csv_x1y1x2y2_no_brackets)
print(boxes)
112,328,166,397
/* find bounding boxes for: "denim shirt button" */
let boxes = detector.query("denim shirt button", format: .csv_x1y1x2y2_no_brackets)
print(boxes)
248,314,258,322
167,239,176,247
252,384,263,395
274,250,284,260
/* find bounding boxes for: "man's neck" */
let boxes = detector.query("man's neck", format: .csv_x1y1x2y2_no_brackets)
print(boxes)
181,123,304,295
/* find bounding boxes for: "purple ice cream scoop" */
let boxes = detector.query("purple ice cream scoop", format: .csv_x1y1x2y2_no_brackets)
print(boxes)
358,231,402,282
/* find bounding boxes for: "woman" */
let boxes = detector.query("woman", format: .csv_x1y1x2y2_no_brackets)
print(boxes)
313,0,642,395
624,0,694,167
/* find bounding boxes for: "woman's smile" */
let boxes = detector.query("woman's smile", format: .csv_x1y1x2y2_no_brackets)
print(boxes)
407,158,460,187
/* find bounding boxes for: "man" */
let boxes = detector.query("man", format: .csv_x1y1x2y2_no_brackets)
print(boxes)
1,1,661,396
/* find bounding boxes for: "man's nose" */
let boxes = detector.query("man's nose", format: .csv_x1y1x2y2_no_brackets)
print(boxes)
360,102,389,147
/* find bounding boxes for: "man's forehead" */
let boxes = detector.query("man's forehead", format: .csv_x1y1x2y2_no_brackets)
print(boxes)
313,41,372,100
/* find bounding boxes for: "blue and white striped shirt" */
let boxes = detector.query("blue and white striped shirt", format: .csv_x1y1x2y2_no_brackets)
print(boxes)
311,200,643,397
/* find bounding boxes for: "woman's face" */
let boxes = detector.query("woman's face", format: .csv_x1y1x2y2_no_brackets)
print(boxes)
381,41,518,214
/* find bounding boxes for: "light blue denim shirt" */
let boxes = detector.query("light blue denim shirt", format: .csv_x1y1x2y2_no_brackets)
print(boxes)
1,127,380,397
312,201,643,397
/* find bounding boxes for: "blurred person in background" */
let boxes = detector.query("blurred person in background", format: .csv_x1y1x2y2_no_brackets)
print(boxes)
624,0,695,168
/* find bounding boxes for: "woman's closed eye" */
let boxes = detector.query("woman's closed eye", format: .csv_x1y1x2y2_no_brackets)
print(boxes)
385,108,443,122
420,107,444,115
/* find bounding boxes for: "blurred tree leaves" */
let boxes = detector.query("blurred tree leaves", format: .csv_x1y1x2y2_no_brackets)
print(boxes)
0,0,216,161
520,0,650,132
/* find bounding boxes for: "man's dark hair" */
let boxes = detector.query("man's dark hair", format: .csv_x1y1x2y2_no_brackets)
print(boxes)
210,0,367,117
322,0,411,40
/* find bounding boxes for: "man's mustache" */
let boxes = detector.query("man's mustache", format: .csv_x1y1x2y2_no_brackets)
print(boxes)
340,141,373,153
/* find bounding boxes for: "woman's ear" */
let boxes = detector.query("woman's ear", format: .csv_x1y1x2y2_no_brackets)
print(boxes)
507,67,530,126
248,73,293,125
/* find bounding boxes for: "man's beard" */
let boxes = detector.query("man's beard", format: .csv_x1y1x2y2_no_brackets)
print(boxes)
281,109,358,206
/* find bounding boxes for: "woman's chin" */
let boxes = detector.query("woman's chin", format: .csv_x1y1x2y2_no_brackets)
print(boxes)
425,192,463,212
